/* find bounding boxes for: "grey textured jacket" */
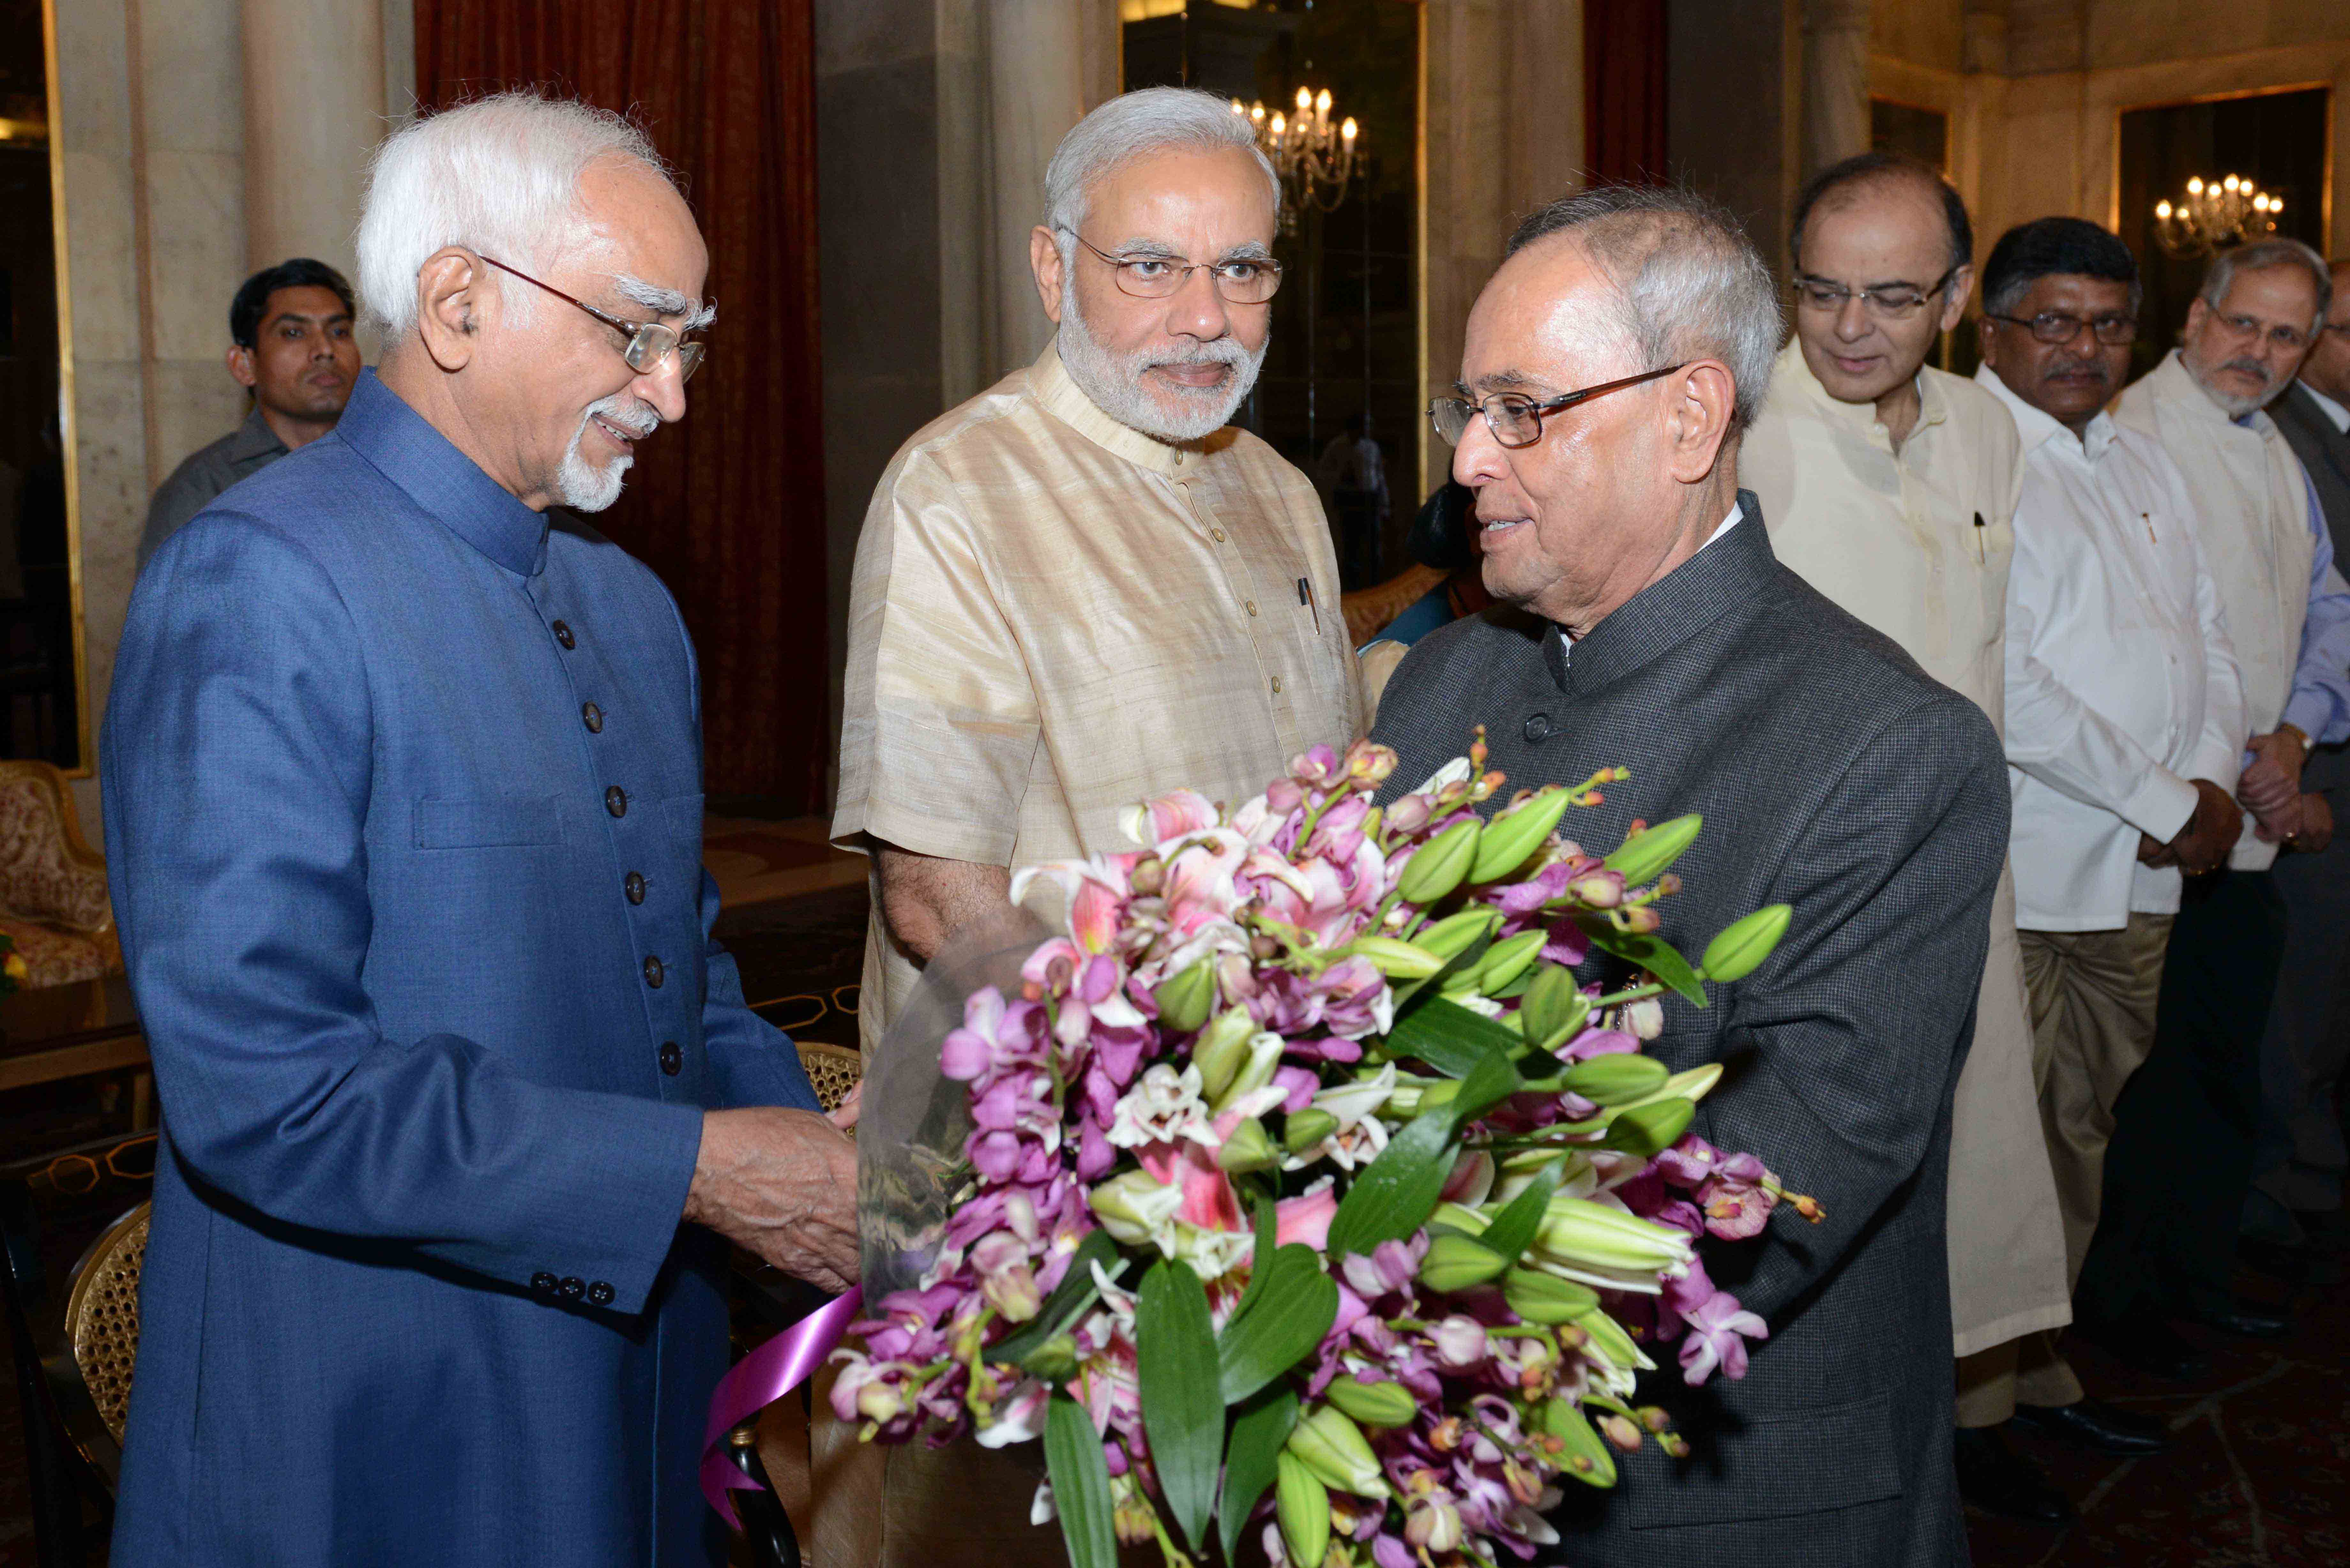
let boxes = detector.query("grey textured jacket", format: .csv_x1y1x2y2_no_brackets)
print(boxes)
1371,494,2003,1568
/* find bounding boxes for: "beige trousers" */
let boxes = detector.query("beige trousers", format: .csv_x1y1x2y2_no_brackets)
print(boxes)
1956,914,2174,1425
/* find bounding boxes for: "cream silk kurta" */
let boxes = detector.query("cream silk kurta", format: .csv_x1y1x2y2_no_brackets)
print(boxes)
1746,340,2070,1356
2115,351,2316,872
835,340,1365,1050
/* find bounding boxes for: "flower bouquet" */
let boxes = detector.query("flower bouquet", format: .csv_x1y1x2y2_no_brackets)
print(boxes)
831,734,1817,1568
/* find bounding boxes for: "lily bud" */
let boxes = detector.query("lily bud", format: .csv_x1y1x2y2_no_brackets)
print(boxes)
1536,1197,1694,1274
1275,1452,1332,1568
1344,935,1446,979
1088,1169,1182,1246
1216,1116,1279,1173
1472,929,1548,995
1192,1007,1257,1099
1699,903,1792,983
1155,960,1217,1035
1572,1307,1645,1371
1322,1376,1417,1429
1541,1399,1618,1487
1469,787,1574,882
1416,906,1502,963
1599,1095,1694,1157
1519,964,1591,1053
1397,818,1482,904
1602,812,1703,886
1502,1267,1600,1323
1283,1106,1339,1154
1215,1030,1286,1111
1286,1405,1390,1498
1559,1053,1669,1104
1417,1231,1510,1293
1017,1331,1079,1383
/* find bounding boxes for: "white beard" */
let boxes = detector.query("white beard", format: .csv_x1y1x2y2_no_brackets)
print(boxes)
554,393,659,512
1057,282,1267,443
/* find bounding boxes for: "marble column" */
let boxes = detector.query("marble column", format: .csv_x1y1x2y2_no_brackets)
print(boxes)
241,0,386,290
1800,0,1871,180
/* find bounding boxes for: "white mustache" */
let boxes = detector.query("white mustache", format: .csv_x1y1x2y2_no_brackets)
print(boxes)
588,397,660,438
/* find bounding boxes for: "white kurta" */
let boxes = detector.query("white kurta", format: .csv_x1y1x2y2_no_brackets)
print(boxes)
1746,341,2070,1355
1982,366,2246,933
2114,351,2313,872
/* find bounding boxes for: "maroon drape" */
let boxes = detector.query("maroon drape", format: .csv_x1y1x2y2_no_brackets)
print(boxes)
1584,0,1668,185
414,1,828,808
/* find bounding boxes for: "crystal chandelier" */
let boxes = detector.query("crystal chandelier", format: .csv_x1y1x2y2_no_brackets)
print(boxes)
2154,173,2284,259
1232,87,1360,231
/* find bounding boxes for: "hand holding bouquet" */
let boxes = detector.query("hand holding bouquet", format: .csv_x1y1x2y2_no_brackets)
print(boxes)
832,733,1816,1568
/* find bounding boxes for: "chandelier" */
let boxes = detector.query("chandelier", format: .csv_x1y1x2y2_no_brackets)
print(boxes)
2154,173,2284,259
1232,86,1360,231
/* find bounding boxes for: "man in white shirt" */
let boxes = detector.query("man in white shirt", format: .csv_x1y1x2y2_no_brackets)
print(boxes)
1742,154,2070,1525
1976,216,2244,1496
2081,237,2350,1354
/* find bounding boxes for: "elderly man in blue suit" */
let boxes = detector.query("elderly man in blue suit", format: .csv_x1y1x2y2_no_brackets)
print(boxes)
101,92,857,1565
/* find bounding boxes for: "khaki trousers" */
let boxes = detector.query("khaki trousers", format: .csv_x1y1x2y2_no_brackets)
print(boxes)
1955,914,2174,1425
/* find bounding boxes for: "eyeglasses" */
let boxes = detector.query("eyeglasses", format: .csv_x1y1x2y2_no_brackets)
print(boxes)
1792,266,1960,319
1060,230,1283,304
2211,310,2312,354
481,256,707,383
1427,364,1689,449
1983,310,2139,346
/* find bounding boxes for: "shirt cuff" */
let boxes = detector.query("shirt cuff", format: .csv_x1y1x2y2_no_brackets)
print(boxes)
2121,769,2200,845
2281,690,2346,749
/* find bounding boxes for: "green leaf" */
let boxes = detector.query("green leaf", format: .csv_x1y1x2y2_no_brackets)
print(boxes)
1449,1037,1525,1125
1136,1261,1223,1552
1326,1111,1457,1256
1387,993,1526,1078
991,1229,1120,1373
1474,1156,1565,1266
1217,1385,1299,1561
1579,920,1708,1007
1045,1393,1119,1568
1217,1245,1340,1403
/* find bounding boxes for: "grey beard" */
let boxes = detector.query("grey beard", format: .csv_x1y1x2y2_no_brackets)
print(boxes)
2192,357,2282,418
553,394,657,512
1057,285,1267,443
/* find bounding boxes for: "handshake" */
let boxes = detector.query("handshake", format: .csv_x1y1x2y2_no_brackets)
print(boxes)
682,1089,865,1294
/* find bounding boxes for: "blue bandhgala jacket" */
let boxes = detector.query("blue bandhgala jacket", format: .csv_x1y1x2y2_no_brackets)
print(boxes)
102,370,818,1565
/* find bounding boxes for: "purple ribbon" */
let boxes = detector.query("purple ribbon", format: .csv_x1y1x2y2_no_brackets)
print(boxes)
701,1285,864,1528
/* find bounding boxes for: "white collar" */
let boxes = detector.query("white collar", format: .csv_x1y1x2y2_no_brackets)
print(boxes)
1976,363,2116,462
2301,380,2350,435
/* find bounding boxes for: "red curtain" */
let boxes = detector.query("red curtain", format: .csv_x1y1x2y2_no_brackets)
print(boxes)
414,0,828,808
1584,0,1669,185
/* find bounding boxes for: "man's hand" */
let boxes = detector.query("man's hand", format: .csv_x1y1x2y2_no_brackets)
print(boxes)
2239,727,2309,819
684,1107,859,1293
2137,832,2176,869
2168,778,2244,875
2292,792,2336,854
874,843,1013,965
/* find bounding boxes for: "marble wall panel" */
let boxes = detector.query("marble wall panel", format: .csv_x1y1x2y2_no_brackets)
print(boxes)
145,358,248,490
144,149,246,367
1874,0,1965,75
140,0,244,156
60,149,140,365
52,0,131,155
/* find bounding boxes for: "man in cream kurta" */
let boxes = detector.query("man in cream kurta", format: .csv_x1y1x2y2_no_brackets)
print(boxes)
2084,241,2350,1346
826,89,1363,1568
1742,158,2068,1507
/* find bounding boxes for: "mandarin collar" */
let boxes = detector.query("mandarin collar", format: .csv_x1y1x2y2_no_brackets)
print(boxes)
1975,363,2116,462
1030,340,1231,477
1542,488,1778,695
333,369,551,577
1777,338,1945,442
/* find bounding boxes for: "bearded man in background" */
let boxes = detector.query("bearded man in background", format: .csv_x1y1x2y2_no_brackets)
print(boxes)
828,85,1363,1568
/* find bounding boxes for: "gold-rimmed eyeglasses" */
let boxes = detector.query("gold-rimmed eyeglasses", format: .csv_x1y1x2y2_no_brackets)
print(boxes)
1427,364,1689,449
481,256,707,384
1059,229,1283,304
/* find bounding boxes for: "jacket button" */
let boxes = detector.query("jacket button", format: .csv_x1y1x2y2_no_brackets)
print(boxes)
659,1040,683,1075
587,1281,615,1307
625,871,646,904
1523,713,1553,743
582,702,604,734
606,786,628,818
559,1276,586,1300
531,1271,558,1294
643,955,664,988
552,620,575,650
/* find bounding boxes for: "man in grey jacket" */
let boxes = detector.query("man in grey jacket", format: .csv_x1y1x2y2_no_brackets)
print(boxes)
1374,185,2004,1567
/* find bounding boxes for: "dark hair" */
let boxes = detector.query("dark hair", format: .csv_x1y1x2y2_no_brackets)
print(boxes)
1980,217,2141,319
1791,152,1973,277
230,259,356,349
1406,481,1475,571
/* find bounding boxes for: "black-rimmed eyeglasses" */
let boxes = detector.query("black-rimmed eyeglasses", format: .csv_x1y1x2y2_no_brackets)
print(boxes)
1792,266,1960,319
481,256,707,383
1982,310,2138,347
1427,364,1688,449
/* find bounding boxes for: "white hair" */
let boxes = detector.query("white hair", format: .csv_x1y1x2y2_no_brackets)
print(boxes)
1506,185,1785,435
355,91,677,335
1042,87,1279,238
2198,236,2334,330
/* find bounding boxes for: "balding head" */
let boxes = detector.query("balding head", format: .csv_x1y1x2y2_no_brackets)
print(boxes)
1788,154,1974,409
